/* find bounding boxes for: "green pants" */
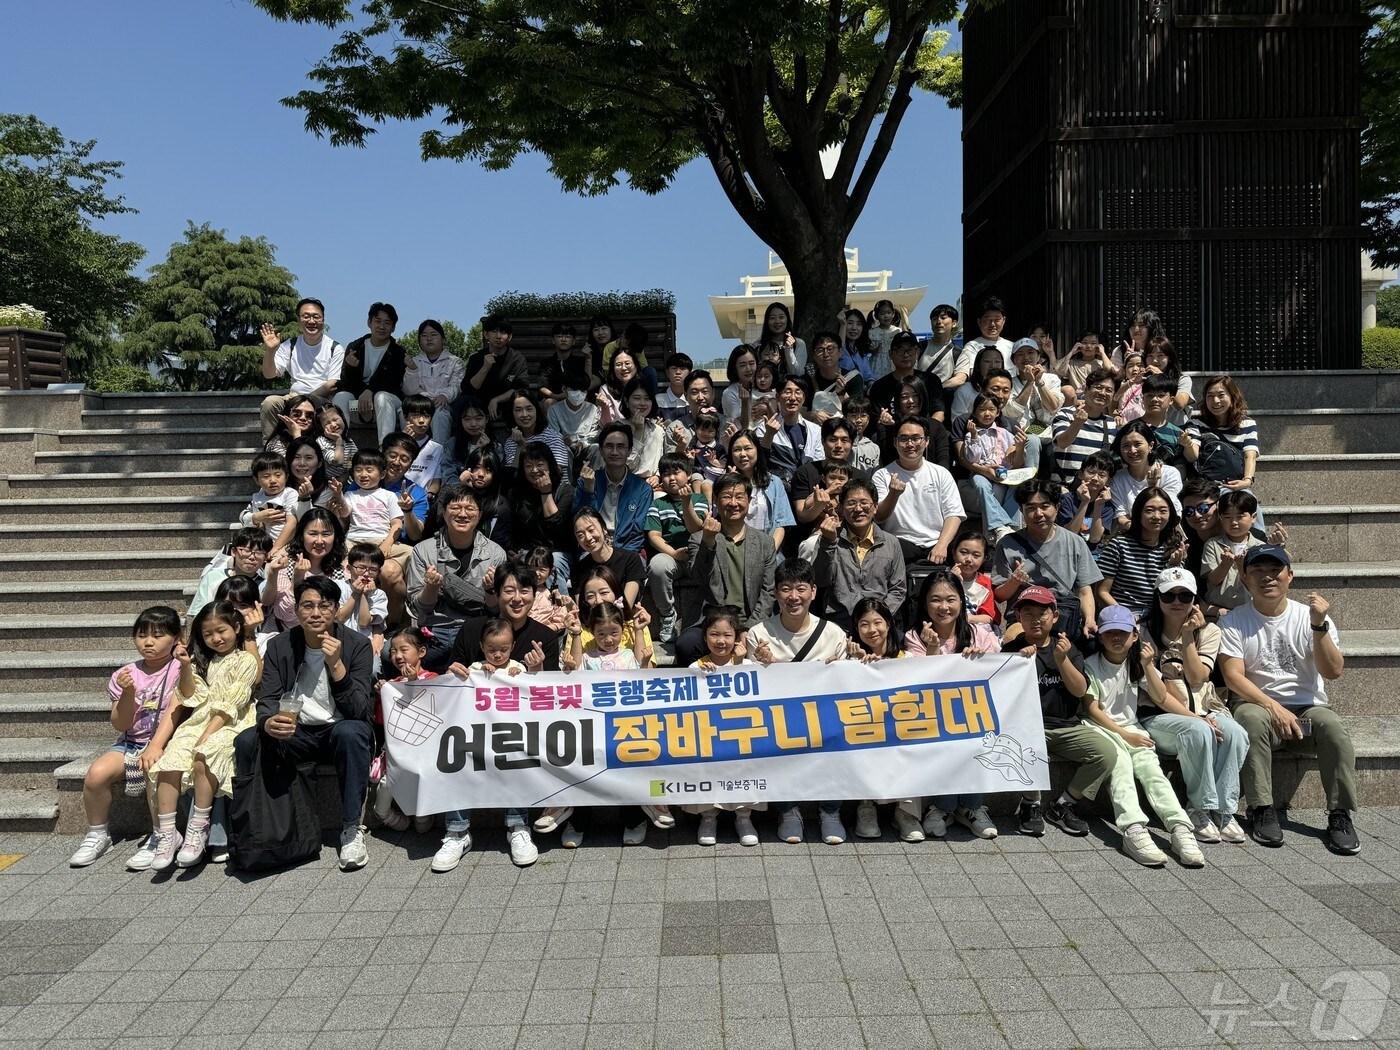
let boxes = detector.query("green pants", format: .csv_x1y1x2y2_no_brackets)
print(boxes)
1083,722,1189,833
1036,723,1119,800
1233,702,1358,812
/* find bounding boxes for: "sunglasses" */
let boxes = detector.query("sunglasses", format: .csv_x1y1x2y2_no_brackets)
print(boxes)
1183,503,1216,516
1160,591,1195,603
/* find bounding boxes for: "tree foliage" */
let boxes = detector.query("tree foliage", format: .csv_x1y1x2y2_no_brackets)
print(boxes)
122,222,301,390
0,114,145,378
1364,3,1400,267
483,289,676,319
251,0,961,341
1378,284,1400,329
399,318,479,359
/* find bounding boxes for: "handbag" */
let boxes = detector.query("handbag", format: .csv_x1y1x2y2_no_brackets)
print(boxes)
228,735,322,871
1193,424,1246,483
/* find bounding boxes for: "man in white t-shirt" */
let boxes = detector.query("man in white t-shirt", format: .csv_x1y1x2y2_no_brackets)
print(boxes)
949,295,1015,384
259,297,346,438
872,415,965,565
1219,545,1357,855
747,557,850,848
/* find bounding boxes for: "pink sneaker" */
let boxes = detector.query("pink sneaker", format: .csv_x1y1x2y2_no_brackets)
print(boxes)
176,823,208,868
149,828,183,872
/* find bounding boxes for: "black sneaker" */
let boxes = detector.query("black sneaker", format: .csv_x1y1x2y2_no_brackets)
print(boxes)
1248,805,1283,847
1017,799,1045,837
1326,810,1360,855
1044,798,1089,836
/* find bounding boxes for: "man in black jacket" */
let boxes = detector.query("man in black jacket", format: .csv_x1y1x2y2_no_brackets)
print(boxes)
332,301,408,445
233,576,376,871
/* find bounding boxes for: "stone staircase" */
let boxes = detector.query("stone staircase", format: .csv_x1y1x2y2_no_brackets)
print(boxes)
1,375,1398,835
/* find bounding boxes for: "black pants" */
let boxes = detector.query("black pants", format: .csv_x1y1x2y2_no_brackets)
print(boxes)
234,720,373,833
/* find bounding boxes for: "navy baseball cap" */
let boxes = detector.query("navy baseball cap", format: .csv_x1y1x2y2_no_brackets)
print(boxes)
1243,545,1291,569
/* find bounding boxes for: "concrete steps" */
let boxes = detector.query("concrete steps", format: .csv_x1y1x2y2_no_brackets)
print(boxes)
3,469,248,499
1326,629,1400,715
0,738,101,791
1253,455,1400,505
84,390,273,411
0,520,233,553
1254,408,1400,454
0,580,191,616
1289,562,1400,628
33,448,256,473
0,616,142,651
0,495,246,525
0,550,214,583
46,425,259,452
1261,505,1400,563
0,789,61,833
0,693,115,740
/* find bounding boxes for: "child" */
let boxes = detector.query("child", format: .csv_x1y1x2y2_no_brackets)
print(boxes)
316,404,358,483
341,543,389,672
469,618,527,676
1080,605,1205,868
656,352,694,421
1140,373,1185,463
1201,490,1265,616
333,450,404,562
1115,351,1146,421
213,575,271,668
375,626,438,833
400,394,446,496
69,607,183,869
524,547,570,632
188,527,271,622
868,298,905,356
687,413,727,488
546,366,602,458
1054,329,1117,401
842,395,882,472
566,602,645,672
538,322,592,408
1057,451,1116,549
951,529,999,629
797,460,854,563
239,451,299,551
148,602,259,869
751,361,780,422
957,394,1028,543
646,454,710,642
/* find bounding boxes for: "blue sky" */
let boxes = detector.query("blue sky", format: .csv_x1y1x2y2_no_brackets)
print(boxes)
10,1,964,362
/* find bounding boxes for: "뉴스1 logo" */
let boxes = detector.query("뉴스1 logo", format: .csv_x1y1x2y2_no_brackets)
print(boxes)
650,779,713,796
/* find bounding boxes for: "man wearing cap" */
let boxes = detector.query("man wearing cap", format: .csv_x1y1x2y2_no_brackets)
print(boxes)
1005,586,1117,838
992,479,1102,643
1218,545,1357,853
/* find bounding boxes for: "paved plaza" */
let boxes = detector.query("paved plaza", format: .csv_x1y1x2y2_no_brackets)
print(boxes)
4,807,1400,1049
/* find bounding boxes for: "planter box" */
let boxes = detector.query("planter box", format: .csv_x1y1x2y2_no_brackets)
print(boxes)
0,328,67,389
503,314,677,376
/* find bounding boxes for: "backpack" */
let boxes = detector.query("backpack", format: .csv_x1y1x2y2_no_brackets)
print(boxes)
1193,424,1246,483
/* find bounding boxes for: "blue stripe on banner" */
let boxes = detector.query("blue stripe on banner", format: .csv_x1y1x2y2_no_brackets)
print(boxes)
604,680,1003,768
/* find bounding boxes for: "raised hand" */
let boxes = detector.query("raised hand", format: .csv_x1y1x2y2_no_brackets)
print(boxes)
260,323,282,351
1138,637,1156,665
293,554,312,581
1306,592,1330,627
424,564,443,588
267,549,290,573
320,633,343,668
523,641,545,673
1182,604,1207,633
1052,632,1074,661
116,666,136,694
398,488,416,512
1268,521,1289,547
701,512,722,542
887,476,907,496
174,642,192,668
277,414,303,439
965,420,979,440
818,510,840,543
632,605,652,630
243,603,265,635
578,462,596,487
879,407,896,427
482,565,496,593
919,621,938,651
753,640,774,666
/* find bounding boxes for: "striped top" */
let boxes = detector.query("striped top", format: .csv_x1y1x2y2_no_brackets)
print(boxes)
1184,416,1260,461
1051,408,1119,482
1095,534,1170,615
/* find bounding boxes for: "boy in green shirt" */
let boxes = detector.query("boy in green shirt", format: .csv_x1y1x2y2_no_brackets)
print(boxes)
646,453,710,643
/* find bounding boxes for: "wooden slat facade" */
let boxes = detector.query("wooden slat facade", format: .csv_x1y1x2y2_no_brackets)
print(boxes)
0,329,68,389
502,314,677,378
962,0,1364,370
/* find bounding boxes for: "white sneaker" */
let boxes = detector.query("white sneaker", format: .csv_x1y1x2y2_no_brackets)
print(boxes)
126,832,161,871
622,820,648,846
735,812,758,847
69,829,113,868
893,808,925,843
338,827,369,871
148,828,183,872
1170,824,1206,868
413,815,434,834
697,812,718,846
820,811,846,845
991,524,1016,544
508,826,538,866
955,806,999,840
1188,808,1221,844
921,806,948,838
854,801,880,839
431,830,471,873
175,823,209,868
1218,814,1246,844
560,822,584,849
642,804,675,828
533,806,573,833
1121,824,1167,867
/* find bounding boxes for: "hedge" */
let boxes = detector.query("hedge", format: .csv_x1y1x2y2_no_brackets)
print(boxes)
87,361,169,393
483,289,676,319
1362,326,1400,369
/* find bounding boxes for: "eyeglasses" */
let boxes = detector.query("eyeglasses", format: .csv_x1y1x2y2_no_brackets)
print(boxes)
896,434,926,444
297,601,336,612
1160,591,1195,603
1183,503,1216,516
843,501,875,511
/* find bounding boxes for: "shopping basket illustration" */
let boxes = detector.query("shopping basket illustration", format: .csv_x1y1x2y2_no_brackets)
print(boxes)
386,687,445,746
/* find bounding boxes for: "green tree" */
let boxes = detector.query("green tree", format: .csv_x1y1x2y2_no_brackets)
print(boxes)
1378,284,1400,328
1364,4,1400,267
250,0,961,343
122,222,301,390
399,319,480,360
0,114,145,378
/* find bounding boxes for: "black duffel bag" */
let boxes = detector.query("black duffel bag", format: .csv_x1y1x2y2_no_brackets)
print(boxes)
228,738,322,872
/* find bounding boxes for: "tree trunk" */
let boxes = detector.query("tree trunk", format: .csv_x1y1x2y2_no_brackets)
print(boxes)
781,235,851,351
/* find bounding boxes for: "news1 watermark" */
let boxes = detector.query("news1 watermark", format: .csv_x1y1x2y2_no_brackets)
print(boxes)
1204,970,1391,1041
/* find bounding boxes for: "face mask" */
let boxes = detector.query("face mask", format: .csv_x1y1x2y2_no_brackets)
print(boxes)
565,389,587,408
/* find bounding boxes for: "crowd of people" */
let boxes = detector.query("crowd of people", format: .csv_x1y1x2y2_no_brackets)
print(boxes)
67,295,1362,879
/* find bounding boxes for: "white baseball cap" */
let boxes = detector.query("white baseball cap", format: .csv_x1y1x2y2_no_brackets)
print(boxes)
1156,566,1197,595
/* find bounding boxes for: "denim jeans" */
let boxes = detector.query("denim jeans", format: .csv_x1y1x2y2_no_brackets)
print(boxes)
1140,710,1248,814
971,476,1021,530
444,808,527,834
423,623,461,673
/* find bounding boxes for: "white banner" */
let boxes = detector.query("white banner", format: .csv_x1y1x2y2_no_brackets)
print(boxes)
380,654,1049,814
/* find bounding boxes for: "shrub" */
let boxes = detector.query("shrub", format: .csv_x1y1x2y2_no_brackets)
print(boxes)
1362,326,1400,368
483,289,676,319
0,303,48,329
86,361,168,393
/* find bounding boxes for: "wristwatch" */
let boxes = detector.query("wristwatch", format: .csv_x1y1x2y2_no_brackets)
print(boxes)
1310,620,1330,633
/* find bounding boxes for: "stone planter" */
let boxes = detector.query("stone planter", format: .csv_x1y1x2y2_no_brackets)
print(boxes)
0,328,67,389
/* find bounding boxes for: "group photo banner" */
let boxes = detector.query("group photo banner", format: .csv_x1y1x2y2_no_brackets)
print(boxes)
380,654,1050,814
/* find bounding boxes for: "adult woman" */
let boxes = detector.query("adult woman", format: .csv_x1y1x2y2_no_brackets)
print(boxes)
1143,336,1191,423
264,394,321,456
839,307,888,383
596,347,645,426
1140,567,1248,844
598,377,666,482
262,508,348,630
759,375,823,483
1006,337,1065,432
1095,487,1184,617
510,441,575,587
286,438,332,517
443,397,492,483
1181,374,1262,500
951,345,1010,418
751,301,807,376
902,570,1000,839
460,447,512,549
585,315,613,380
499,388,571,476
572,507,646,608
720,344,759,424
1110,420,1183,528
1118,308,1167,367
880,376,952,468
728,428,794,551
804,331,861,421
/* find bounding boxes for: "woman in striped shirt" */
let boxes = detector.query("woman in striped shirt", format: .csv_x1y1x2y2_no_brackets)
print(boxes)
1094,486,1187,616
1181,374,1260,496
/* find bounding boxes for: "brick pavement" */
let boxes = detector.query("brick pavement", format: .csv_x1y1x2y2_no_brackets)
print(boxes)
4,807,1400,1049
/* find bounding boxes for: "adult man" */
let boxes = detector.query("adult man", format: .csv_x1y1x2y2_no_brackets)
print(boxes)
869,332,946,421
460,314,530,421
748,558,850,845
406,486,507,670
1004,586,1117,838
1219,546,1358,854
812,478,907,627
919,303,963,387
334,302,408,445
233,577,375,870
402,319,467,444
258,298,346,439
578,422,653,552
1051,368,1119,482
787,417,868,555
991,479,1102,642
673,472,776,666
872,416,966,565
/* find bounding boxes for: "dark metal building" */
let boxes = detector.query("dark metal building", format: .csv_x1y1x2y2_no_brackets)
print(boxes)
961,0,1365,371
